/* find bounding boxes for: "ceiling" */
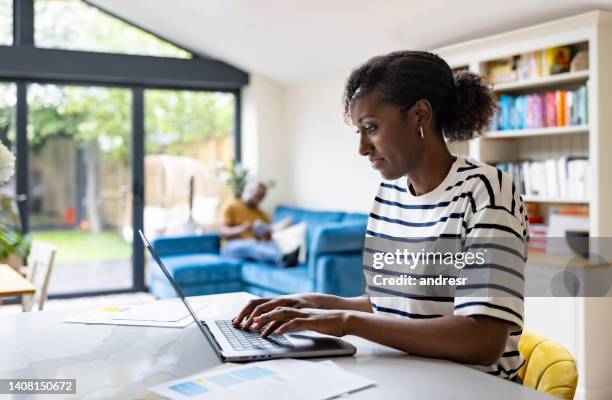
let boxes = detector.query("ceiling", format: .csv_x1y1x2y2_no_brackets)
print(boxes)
89,0,612,83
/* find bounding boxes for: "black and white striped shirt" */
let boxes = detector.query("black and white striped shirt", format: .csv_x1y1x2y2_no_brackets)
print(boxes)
365,156,528,379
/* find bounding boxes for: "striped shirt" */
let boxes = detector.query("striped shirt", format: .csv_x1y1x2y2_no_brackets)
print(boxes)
365,156,528,379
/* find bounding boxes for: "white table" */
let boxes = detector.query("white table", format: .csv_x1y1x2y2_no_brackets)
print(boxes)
0,292,551,399
0,264,35,298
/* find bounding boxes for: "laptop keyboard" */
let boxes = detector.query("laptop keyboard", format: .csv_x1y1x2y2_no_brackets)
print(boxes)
215,320,293,351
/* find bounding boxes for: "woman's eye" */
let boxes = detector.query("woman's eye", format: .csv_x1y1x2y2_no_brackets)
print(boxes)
365,125,377,134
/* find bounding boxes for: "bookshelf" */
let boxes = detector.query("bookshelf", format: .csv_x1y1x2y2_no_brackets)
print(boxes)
521,195,588,204
438,16,599,216
482,125,589,139
436,11,612,400
491,69,589,92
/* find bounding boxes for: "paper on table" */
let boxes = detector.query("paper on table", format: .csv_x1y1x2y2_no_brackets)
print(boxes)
150,358,376,400
110,300,204,322
62,300,215,328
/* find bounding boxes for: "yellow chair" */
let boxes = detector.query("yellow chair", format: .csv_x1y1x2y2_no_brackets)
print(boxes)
518,330,578,399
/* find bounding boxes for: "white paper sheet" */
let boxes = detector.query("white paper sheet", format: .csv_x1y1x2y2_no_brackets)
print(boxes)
150,358,376,400
62,300,214,328
110,300,204,322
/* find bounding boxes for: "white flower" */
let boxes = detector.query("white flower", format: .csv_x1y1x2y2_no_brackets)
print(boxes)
0,142,15,185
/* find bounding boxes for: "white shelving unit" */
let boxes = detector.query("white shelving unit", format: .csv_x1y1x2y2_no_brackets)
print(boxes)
522,195,589,204
491,69,590,92
436,11,612,400
482,125,589,139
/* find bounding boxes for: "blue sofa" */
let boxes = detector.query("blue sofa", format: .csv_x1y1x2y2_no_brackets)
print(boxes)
148,205,368,298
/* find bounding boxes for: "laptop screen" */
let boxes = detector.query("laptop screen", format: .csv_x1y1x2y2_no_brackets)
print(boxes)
138,230,220,353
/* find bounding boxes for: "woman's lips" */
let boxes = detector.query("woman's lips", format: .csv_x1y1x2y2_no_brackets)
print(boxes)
370,158,385,169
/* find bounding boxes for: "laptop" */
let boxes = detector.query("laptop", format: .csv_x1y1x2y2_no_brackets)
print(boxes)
139,230,356,362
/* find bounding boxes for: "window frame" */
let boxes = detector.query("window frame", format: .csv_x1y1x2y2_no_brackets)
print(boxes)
3,0,247,298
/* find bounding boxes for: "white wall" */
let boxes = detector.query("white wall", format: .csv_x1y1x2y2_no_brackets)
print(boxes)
243,71,381,214
283,73,381,212
240,74,291,214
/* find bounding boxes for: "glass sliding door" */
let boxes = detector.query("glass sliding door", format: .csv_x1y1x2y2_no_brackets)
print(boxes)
0,83,21,267
143,89,236,240
27,83,132,294
0,0,12,46
0,83,16,192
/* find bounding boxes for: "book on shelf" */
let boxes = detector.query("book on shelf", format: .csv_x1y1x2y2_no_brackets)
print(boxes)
491,85,587,131
488,45,578,83
517,52,539,81
492,157,589,200
526,205,588,254
486,58,517,84
551,204,589,216
547,206,589,256
544,46,572,76
529,223,548,252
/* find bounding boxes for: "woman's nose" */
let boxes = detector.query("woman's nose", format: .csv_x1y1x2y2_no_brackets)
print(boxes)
358,133,372,157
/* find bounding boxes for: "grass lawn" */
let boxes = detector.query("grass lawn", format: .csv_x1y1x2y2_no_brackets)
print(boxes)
31,230,131,264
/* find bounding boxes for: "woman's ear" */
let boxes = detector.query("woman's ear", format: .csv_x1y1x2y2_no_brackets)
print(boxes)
413,99,433,127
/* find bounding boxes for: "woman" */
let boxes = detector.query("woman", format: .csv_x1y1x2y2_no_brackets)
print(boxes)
232,51,528,380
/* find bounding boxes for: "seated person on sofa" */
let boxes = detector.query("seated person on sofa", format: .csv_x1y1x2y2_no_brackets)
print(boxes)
220,182,299,267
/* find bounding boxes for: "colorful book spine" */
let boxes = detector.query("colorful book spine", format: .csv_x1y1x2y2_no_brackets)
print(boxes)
493,86,586,131
546,91,557,127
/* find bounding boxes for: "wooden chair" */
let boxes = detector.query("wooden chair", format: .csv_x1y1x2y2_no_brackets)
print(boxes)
21,241,56,312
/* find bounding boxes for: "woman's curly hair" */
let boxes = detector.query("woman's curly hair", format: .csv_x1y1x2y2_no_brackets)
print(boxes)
343,50,497,142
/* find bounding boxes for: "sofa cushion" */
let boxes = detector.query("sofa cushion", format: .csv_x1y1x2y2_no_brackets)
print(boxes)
150,254,241,285
241,261,311,294
309,221,367,256
149,278,243,299
272,221,307,263
273,205,345,250
242,284,286,298
152,233,220,257
342,213,369,223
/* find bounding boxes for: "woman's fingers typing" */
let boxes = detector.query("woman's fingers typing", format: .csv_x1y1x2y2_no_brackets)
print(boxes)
241,300,292,330
274,318,310,335
260,320,285,337
254,307,308,336
231,298,270,326
232,296,319,334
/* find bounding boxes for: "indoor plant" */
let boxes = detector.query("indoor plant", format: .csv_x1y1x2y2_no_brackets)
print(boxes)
218,160,250,199
0,141,30,268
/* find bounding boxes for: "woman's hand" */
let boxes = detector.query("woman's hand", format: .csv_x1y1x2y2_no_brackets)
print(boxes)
231,294,321,330
253,307,351,338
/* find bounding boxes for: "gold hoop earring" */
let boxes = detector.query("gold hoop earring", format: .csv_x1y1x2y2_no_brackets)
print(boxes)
419,126,424,139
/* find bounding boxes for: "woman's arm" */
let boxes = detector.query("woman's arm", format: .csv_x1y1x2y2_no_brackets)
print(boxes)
315,294,373,313
344,311,511,365
254,307,511,366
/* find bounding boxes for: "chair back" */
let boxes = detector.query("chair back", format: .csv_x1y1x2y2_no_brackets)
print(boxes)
518,329,578,399
21,241,56,312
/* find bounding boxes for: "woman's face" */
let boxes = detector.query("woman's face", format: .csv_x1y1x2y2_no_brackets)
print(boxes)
350,91,422,180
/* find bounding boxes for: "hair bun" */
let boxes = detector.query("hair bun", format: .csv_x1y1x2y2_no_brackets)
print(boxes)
444,70,497,142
